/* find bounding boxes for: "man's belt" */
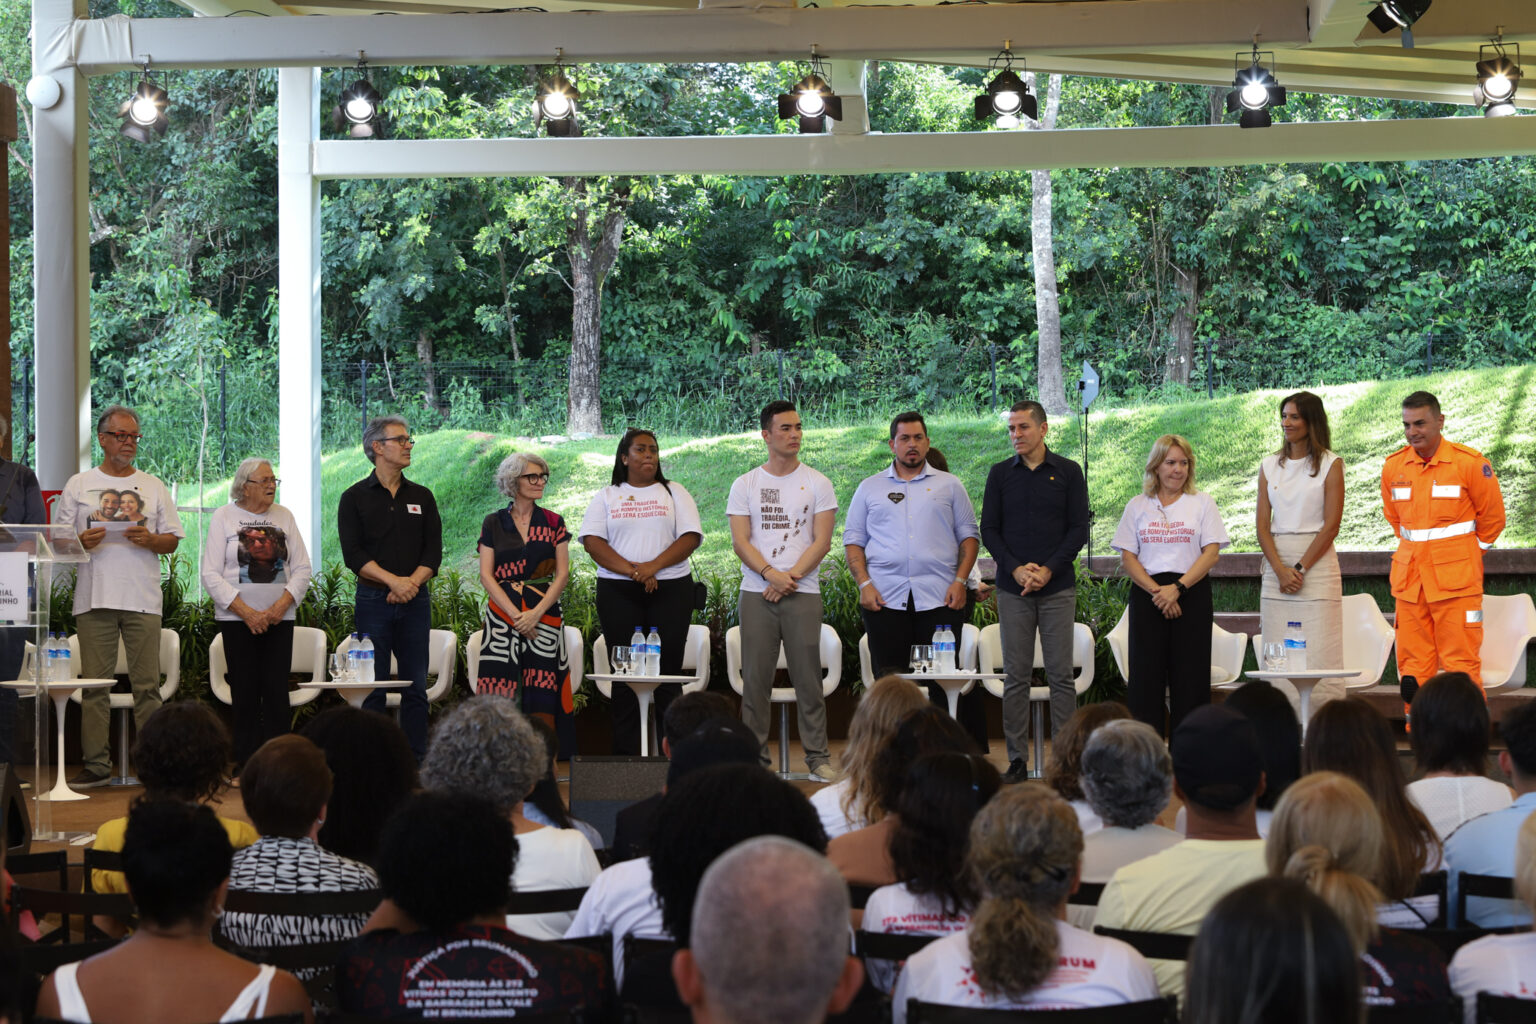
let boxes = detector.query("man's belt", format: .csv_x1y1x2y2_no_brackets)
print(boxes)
1399,520,1475,542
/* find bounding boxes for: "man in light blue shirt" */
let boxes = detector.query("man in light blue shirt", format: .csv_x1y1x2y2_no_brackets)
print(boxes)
845,412,979,725
1445,698,1536,927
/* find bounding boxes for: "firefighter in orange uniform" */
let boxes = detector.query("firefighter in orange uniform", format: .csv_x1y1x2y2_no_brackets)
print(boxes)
1381,391,1505,695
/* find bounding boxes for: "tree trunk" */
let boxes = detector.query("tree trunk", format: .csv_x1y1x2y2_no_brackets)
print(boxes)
1165,265,1199,386
565,179,629,436
1026,73,1068,417
416,327,445,417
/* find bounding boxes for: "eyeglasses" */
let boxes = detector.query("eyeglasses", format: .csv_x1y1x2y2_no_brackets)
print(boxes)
248,477,281,487
100,431,143,443
520,473,551,484
382,435,415,446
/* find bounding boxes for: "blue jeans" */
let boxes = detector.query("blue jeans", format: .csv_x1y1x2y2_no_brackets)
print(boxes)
355,584,431,760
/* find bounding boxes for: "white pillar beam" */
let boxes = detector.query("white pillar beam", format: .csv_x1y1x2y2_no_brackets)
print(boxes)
827,59,868,136
32,0,92,489
277,68,324,563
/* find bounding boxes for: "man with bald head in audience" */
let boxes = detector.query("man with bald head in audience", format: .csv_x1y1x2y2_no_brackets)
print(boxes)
674,835,863,1024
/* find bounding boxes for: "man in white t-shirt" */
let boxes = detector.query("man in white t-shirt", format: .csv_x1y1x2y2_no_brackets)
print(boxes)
57,406,185,788
727,401,839,781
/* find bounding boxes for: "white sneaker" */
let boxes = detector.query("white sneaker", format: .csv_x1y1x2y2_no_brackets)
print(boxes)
809,764,841,784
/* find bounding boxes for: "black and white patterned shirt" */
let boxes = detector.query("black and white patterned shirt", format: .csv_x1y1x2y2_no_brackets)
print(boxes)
222,835,379,952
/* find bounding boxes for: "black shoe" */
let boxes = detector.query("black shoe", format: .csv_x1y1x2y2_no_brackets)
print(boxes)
67,769,110,790
1002,759,1029,784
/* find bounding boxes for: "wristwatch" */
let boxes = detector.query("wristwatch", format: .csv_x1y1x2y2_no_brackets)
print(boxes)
1174,581,1188,595
1293,562,1304,573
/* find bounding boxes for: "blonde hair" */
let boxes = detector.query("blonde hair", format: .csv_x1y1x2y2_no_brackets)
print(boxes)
1266,771,1384,953
1516,813,1536,912
966,786,1082,999
838,676,928,827
1141,434,1197,497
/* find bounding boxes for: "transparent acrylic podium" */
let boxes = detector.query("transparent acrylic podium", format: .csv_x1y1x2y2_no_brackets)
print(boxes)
0,526,91,842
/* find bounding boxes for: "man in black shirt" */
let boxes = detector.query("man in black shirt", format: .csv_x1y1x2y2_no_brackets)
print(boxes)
337,416,442,759
980,400,1089,783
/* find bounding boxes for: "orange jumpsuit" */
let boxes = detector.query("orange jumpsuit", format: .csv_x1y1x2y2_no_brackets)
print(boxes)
1381,439,1505,688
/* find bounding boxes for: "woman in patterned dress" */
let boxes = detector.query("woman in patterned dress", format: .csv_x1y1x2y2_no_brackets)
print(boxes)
477,452,574,751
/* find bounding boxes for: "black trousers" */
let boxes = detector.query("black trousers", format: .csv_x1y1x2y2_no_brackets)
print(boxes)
1126,573,1212,738
595,576,695,755
219,619,295,766
861,592,988,752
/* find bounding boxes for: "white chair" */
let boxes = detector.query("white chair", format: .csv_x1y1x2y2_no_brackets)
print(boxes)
207,625,328,709
1247,592,1395,690
857,623,980,688
724,623,841,779
976,621,1096,778
1105,607,1246,687
465,625,585,697
66,629,183,786
593,624,711,754
1479,593,1536,696
336,629,458,710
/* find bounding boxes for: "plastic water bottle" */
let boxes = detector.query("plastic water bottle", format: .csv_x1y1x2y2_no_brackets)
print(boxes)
1283,621,1308,672
646,626,662,677
931,624,946,671
44,633,59,683
941,624,957,673
631,626,646,674
58,634,72,682
358,633,376,685
347,631,363,680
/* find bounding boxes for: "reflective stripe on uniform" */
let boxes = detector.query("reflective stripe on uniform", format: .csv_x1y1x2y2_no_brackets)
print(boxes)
1400,520,1475,542
1467,609,1484,624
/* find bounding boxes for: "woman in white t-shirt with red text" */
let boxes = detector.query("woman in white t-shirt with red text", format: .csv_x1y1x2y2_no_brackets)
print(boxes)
579,429,703,755
893,785,1157,1022
1111,434,1230,737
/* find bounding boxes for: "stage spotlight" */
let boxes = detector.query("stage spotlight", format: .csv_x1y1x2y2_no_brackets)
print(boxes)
118,64,169,144
533,68,581,137
777,53,842,134
1366,0,1431,48
974,44,1037,129
1475,42,1522,117
332,55,381,138
1225,46,1286,129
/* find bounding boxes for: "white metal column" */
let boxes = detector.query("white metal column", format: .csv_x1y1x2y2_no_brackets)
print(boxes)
277,68,324,562
30,0,92,488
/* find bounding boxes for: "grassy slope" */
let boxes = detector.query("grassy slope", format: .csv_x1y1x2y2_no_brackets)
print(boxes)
182,365,1536,579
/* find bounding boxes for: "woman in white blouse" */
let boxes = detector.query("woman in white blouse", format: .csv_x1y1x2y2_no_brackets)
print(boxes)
1111,435,1230,736
200,459,313,767
578,429,703,754
1255,391,1345,714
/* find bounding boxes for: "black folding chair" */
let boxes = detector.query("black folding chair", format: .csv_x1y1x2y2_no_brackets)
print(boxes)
1477,991,1536,1024
9,885,135,944
1457,872,1516,927
849,884,877,911
853,929,942,961
1413,870,1448,926
6,850,69,892
80,848,122,895
620,935,683,1013
506,886,590,915
906,995,1179,1023
1068,881,1106,908
1091,926,1193,962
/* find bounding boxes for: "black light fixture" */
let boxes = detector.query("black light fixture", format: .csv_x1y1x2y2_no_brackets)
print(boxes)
974,42,1037,129
1474,39,1522,117
118,61,169,144
777,50,842,134
533,53,581,138
1225,44,1286,129
1367,0,1431,48
332,54,381,138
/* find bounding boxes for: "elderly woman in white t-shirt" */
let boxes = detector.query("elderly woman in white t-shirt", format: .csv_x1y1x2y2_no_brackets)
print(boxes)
1111,434,1230,737
578,428,703,755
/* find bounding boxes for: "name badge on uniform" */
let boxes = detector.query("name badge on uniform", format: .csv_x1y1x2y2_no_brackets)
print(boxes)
1391,487,1411,501
1431,484,1461,499
407,503,423,514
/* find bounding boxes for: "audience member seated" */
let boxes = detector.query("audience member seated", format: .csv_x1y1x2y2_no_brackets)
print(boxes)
1073,719,1180,928
812,676,927,842
91,702,256,898
524,716,604,851
1407,671,1513,841
610,691,737,862
1305,698,1443,928
1214,680,1302,835
419,695,600,940
862,752,1001,993
1094,703,1268,998
1268,771,1449,1008
892,785,1157,1023
1450,811,1536,1024
221,735,379,958
299,706,418,868
1444,695,1536,928
568,717,760,987
37,801,313,1024
337,790,611,1021
673,836,863,1024
1045,701,1131,836
828,705,976,890
1184,877,1359,1024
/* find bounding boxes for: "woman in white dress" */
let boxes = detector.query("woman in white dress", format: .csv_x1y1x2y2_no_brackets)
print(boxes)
1255,391,1345,716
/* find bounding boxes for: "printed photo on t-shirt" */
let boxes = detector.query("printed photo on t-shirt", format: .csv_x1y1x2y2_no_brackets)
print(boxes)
238,523,289,584
86,487,147,526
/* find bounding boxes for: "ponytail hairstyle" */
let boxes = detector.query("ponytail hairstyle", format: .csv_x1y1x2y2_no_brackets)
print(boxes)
965,785,1082,999
1266,771,1384,954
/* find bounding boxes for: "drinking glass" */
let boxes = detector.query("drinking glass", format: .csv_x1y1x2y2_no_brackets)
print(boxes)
917,645,934,674
330,652,352,684
909,645,926,674
612,646,631,676
1262,642,1288,672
